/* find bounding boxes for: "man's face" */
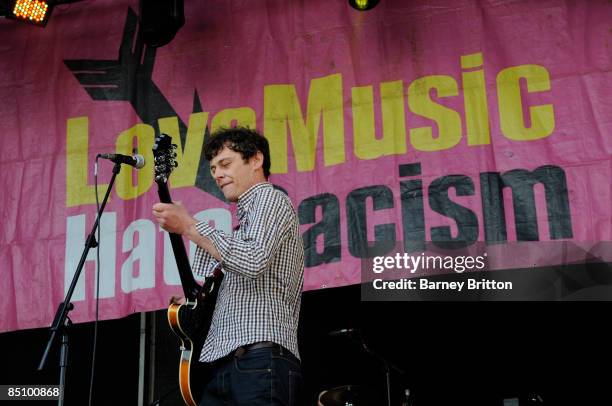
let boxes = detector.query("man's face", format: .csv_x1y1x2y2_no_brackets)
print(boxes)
210,146,262,202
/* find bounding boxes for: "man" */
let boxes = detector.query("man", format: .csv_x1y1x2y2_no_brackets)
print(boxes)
152,127,304,405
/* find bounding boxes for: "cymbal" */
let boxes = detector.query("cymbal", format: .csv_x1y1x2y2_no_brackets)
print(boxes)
318,385,360,406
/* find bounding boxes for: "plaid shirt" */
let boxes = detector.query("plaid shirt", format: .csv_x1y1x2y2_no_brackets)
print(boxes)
192,182,304,362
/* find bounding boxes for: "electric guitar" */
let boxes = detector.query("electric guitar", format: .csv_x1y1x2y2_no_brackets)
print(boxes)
153,134,224,406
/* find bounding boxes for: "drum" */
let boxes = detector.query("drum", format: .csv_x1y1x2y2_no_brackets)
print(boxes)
317,385,361,406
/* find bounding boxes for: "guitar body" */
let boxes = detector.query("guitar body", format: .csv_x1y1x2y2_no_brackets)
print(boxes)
167,302,208,406
154,133,224,406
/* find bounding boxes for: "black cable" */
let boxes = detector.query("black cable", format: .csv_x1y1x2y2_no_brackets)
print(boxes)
149,385,180,406
88,157,102,406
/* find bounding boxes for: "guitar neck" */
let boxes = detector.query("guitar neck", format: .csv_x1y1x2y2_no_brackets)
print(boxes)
157,181,201,301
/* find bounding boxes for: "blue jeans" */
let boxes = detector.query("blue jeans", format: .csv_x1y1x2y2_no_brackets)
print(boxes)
199,345,302,406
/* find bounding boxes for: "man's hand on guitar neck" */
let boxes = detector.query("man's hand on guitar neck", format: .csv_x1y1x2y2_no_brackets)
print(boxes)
152,202,222,261
152,202,197,235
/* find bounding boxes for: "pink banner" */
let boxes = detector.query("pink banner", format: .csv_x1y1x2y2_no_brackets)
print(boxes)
0,0,611,332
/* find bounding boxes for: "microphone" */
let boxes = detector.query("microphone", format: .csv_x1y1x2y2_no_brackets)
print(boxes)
98,153,145,169
328,328,359,337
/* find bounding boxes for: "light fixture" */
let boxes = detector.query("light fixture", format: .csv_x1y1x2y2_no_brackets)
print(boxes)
139,0,185,48
0,0,87,27
8,0,53,26
349,0,380,11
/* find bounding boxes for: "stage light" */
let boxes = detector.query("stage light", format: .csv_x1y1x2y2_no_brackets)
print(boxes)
139,0,185,48
10,0,53,26
349,0,380,11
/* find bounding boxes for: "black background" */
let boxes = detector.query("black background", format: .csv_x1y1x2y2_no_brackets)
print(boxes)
2,277,611,406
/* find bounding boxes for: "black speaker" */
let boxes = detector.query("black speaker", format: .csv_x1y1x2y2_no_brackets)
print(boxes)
139,0,185,48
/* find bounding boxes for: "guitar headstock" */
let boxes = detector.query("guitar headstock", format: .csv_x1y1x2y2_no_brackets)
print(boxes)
153,133,178,183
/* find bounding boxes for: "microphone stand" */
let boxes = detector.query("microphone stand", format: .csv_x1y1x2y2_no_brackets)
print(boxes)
38,161,123,405
355,332,405,406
